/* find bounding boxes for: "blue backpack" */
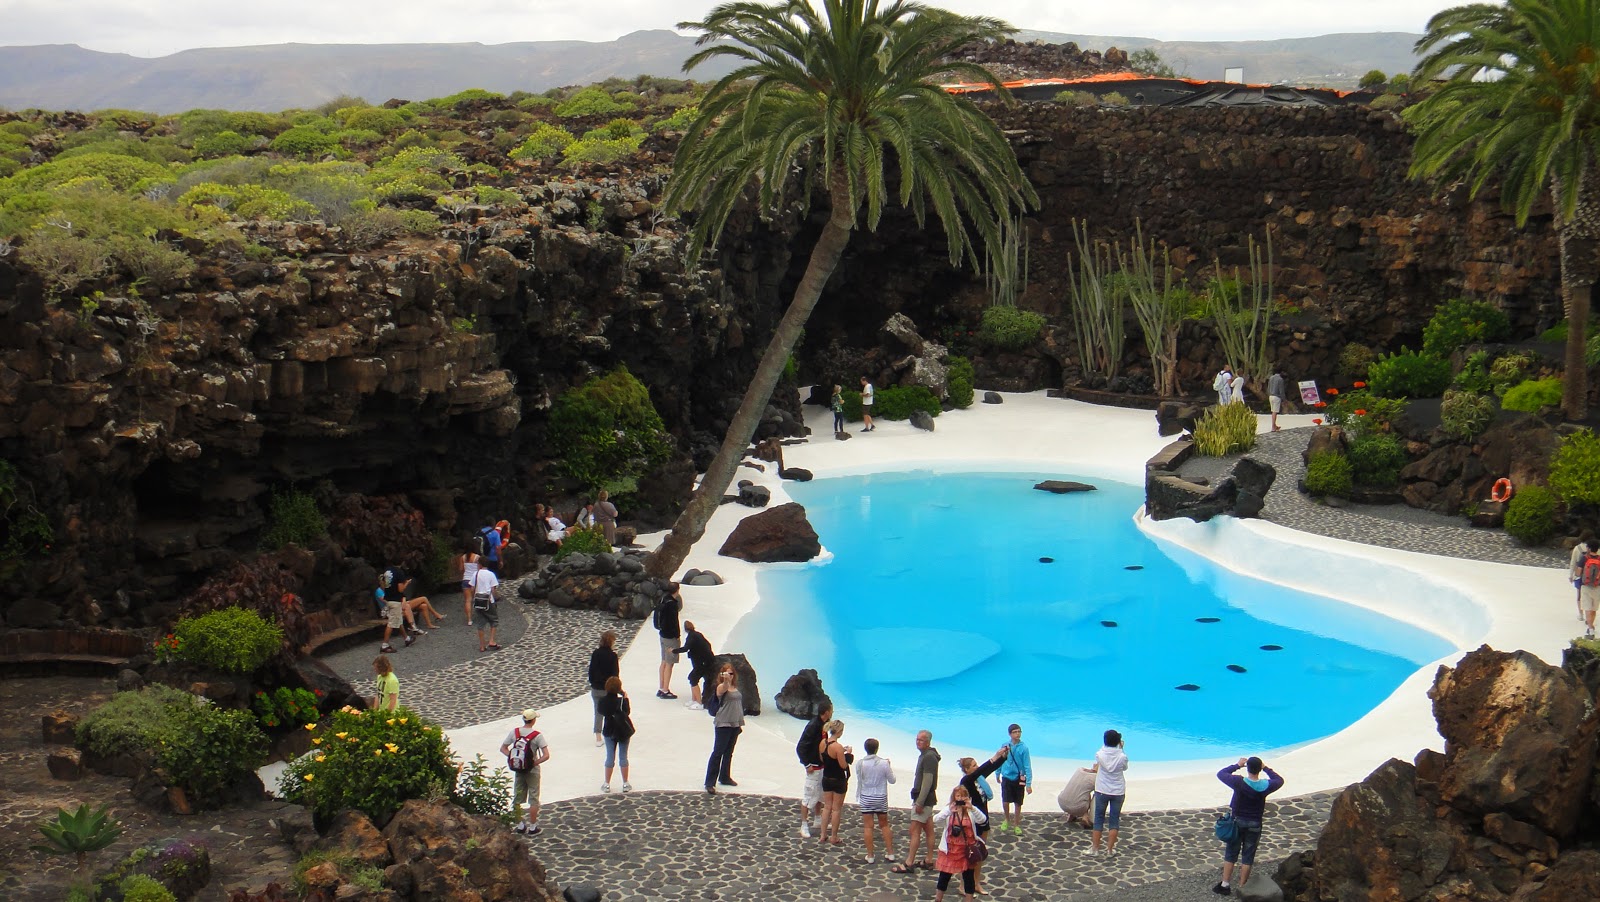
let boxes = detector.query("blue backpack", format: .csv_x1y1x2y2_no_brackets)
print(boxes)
703,686,722,717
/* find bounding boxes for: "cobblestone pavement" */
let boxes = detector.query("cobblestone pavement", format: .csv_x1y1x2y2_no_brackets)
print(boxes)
319,580,643,730
529,789,1336,901
1179,427,1565,567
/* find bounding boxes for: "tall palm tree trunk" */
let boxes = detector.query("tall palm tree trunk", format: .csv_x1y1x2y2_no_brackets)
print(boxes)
1556,170,1599,421
647,184,855,579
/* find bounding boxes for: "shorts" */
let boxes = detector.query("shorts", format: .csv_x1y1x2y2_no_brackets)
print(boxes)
1223,816,1263,866
512,766,541,808
385,600,405,629
1581,585,1598,613
862,403,874,415
659,636,680,663
822,776,848,795
801,768,824,807
1269,395,1283,414
475,600,499,626
909,802,935,823
1001,777,1026,806
687,663,712,692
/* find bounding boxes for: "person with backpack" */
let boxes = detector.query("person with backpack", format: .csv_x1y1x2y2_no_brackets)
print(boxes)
479,523,503,574
1579,543,1600,639
470,565,501,652
598,676,635,793
703,663,744,793
796,699,832,838
1213,756,1285,896
672,620,716,710
654,584,683,699
501,709,550,835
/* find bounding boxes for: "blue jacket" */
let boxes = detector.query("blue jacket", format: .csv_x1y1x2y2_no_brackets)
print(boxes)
998,739,1033,785
1218,764,1284,821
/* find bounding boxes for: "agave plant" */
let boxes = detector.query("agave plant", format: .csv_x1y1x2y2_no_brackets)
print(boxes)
33,803,122,875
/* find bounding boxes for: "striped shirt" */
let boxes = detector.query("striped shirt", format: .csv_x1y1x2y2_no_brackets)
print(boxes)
855,754,895,812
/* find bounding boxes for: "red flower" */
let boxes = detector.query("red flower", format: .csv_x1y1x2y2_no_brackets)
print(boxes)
1354,409,1367,416
1312,418,1323,425
1327,388,1339,396
1314,401,1327,408
1353,381,1366,388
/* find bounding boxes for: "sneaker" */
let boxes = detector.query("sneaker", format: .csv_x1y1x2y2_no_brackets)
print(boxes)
380,644,397,653
527,824,542,836
656,690,670,699
860,427,870,433
622,782,633,792
1085,846,1101,857
513,822,528,834
403,635,415,647
865,854,877,864
800,822,812,838
1587,627,1595,638
686,702,704,711
1212,883,1231,896
602,783,611,793
663,690,679,699
411,627,428,635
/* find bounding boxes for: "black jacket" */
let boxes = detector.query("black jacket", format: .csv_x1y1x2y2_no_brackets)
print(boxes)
586,646,619,690
673,629,714,668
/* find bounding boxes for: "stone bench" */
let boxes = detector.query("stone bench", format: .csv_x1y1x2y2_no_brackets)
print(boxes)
305,620,386,657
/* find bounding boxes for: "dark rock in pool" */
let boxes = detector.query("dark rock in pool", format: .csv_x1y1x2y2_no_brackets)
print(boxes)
1125,565,1144,571
718,502,821,563
1101,621,1118,628
1034,480,1097,494
1261,644,1284,651
1176,684,1201,691
1227,664,1247,673
1196,617,1221,623
1039,557,1054,563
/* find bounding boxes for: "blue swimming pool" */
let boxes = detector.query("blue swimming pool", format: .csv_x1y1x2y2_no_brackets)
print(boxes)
730,470,1455,761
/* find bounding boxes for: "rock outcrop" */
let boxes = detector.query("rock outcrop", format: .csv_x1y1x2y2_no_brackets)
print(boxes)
1147,447,1276,522
717,503,821,563
775,668,830,719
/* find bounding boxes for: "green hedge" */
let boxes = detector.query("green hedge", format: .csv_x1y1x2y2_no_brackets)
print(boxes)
841,385,941,421
1504,485,1558,546
547,366,671,493
1367,347,1451,399
1550,429,1600,505
979,306,1044,352
1348,432,1407,487
946,356,975,409
1421,298,1510,356
1304,451,1353,498
171,606,284,673
1501,377,1563,412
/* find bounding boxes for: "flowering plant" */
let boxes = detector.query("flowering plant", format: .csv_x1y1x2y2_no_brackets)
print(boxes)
279,705,454,825
251,687,323,731
152,633,183,664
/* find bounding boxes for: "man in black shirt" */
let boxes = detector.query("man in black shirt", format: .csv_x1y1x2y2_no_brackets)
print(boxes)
654,584,683,699
795,699,832,838
673,620,716,709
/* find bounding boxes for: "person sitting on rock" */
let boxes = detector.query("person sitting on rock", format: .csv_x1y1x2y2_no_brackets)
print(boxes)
544,506,568,545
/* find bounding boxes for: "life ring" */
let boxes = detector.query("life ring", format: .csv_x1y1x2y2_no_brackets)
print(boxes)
1490,478,1514,503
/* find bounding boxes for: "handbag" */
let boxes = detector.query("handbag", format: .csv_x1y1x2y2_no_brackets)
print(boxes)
1214,811,1239,843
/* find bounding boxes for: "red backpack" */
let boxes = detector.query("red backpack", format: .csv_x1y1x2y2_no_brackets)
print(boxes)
1582,553,1600,589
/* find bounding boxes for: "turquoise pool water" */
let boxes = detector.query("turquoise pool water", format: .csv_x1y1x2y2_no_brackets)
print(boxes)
731,470,1455,761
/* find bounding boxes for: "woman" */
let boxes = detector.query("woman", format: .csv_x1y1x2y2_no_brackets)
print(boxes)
831,384,845,433
703,663,743,793
586,631,620,747
598,676,634,793
371,655,399,711
818,719,854,845
544,506,567,545
404,594,444,630
595,490,619,545
458,538,482,626
855,737,895,864
958,747,1009,894
932,785,985,902
575,500,596,530
1214,756,1285,895
1089,729,1130,856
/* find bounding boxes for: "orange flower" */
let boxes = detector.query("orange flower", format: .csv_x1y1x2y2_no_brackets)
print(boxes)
1354,409,1367,416
1312,418,1323,425
1353,381,1366,388
1327,388,1339,396
1314,401,1327,408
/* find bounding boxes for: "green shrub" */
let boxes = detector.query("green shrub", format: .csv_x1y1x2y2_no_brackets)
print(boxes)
1101,91,1131,106
1422,298,1510,356
1347,432,1407,487
341,107,406,134
547,367,671,492
1504,484,1558,546
1550,429,1600,505
555,524,612,560
1054,90,1098,106
269,126,337,158
76,684,196,758
178,182,317,220
555,87,633,118
0,152,170,196
261,488,326,550
1488,352,1535,395
653,104,698,132
1452,350,1493,393
875,385,943,420
191,130,257,158
431,88,505,108
451,754,511,817
560,135,643,166
1440,389,1494,440
1369,93,1404,111
1589,332,1600,367
1367,347,1451,399
1501,377,1563,412
251,686,322,731
1304,451,1353,498
281,705,455,825
156,702,269,806
119,874,177,902
171,606,284,673
1192,402,1258,456
1325,389,1407,438
292,850,383,896
517,95,556,110
509,123,574,161
979,305,1045,351
1339,342,1378,378
946,356,975,409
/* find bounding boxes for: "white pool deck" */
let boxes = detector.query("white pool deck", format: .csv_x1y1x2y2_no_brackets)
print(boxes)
446,391,1574,812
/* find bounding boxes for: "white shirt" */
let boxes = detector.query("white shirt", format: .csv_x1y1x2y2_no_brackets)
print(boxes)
862,382,874,405
1094,745,1129,795
471,569,500,598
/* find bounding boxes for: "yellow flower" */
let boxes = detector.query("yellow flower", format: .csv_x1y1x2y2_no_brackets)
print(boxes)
386,719,396,726
398,718,408,724
335,732,349,739
305,723,316,731
385,743,399,753
303,773,315,781
315,755,326,762
374,749,383,756
312,738,323,746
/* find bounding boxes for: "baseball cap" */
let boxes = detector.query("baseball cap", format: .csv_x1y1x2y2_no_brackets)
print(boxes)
521,708,539,722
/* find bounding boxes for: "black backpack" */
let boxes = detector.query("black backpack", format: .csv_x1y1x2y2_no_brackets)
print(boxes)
703,685,722,717
470,530,487,557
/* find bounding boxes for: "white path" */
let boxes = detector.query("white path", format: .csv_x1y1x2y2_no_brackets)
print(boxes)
444,391,1574,813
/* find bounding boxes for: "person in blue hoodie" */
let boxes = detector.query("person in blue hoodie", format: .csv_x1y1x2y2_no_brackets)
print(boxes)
1214,756,1285,896
996,723,1033,834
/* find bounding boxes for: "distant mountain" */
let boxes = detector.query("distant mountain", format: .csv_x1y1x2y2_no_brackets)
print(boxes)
0,29,1422,114
1016,30,1422,87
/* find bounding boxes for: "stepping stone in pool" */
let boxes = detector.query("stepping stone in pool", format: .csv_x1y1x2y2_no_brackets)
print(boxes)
1034,480,1097,494
1227,664,1247,673
1039,557,1054,563
1196,617,1221,623
1100,621,1118,628
1124,565,1144,571
1175,684,1201,691
1260,644,1284,651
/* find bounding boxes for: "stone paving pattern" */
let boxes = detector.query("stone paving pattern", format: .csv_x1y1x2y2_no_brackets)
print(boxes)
1178,427,1565,567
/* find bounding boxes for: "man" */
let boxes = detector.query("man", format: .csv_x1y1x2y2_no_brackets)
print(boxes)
1579,545,1599,639
860,376,876,432
1569,533,1596,624
894,729,939,873
377,567,415,654
1267,367,1287,432
655,583,683,699
480,521,503,574
673,620,716,709
997,723,1034,834
501,708,551,835
1213,365,1233,405
470,564,501,652
795,699,833,838
1215,756,1285,896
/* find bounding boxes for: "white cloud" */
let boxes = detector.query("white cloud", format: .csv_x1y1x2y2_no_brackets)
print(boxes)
0,0,1450,57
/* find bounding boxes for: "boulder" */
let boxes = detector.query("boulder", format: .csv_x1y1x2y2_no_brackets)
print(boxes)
383,799,556,901
318,810,393,868
1302,425,1347,463
983,392,1004,404
1428,646,1599,840
1231,457,1276,519
1146,457,1275,523
1511,850,1600,901
683,570,723,587
47,748,82,780
881,312,930,356
909,410,936,431
736,483,771,508
41,710,77,744
116,668,144,692
780,467,813,481
1034,480,1096,494
7,598,60,628
718,503,821,563
1234,870,1284,902
276,654,363,712
563,886,602,902
1305,757,1461,902
1155,401,1203,437
774,669,830,719
834,431,852,442
714,653,761,716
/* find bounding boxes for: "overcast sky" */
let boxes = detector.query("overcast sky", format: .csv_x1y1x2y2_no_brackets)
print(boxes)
2,1,1451,57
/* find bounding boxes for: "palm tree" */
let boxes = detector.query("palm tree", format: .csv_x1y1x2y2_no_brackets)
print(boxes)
1407,0,1600,420
646,0,1037,578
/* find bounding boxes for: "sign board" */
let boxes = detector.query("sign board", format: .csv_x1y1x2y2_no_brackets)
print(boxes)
1298,380,1321,407
1224,67,1244,84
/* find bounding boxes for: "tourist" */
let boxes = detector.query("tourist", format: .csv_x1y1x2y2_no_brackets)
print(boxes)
655,583,683,699
530,504,553,554
997,723,1033,834
796,699,833,837
860,376,876,431
1580,543,1599,639
704,663,744,792
598,676,634,793
1229,369,1247,405
1267,367,1287,431
575,500,596,530
855,737,895,864
544,507,567,545
502,708,550,835
931,785,985,902
1213,756,1285,895
1089,728,1129,856
1213,365,1233,405
672,620,716,709
403,592,444,630
958,746,1009,895
831,384,845,433
469,564,501,652
892,729,940,873
377,567,414,654
1569,533,1596,623
457,538,483,625
586,631,620,746
818,719,854,845
1057,765,1096,829
370,655,398,711
595,490,619,545
479,521,503,574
